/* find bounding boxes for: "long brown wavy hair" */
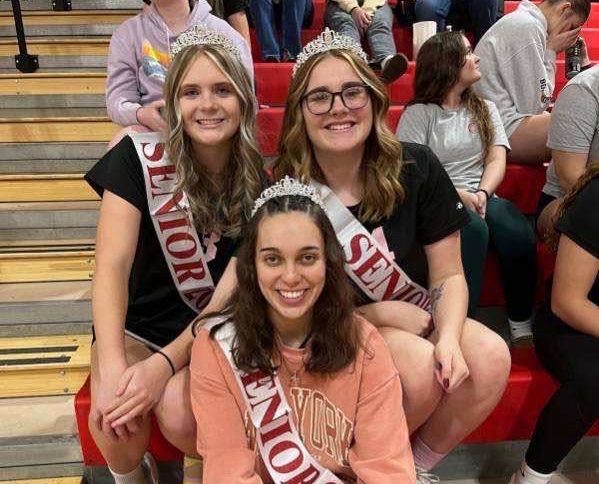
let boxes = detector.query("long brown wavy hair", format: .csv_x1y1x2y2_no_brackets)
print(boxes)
163,44,263,237
550,160,599,249
205,194,361,376
411,31,494,160
272,49,405,223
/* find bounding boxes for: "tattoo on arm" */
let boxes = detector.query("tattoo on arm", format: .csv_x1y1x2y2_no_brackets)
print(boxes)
429,283,445,315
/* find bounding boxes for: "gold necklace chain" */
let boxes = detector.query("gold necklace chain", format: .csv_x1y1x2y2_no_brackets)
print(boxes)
278,355,305,387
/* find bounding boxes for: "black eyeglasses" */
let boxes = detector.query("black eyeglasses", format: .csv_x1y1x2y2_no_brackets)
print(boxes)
302,84,371,115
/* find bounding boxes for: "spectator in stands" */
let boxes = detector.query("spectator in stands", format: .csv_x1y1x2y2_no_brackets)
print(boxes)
273,29,511,481
190,182,417,483
325,0,409,83
106,0,252,147
205,0,252,46
413,0,499,43
474,0,591,164
537,65,599,240
511,161,599,484
397,31,537,341
249,0,312,61
85,26,263,484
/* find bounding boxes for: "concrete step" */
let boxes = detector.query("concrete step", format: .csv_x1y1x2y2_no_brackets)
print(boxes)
0,141,105,162
0,0,140,10
0,10,136,37
0,93,106,109
0,201,99,230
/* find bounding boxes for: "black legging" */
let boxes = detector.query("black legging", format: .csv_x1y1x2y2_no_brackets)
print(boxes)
526,307,599,474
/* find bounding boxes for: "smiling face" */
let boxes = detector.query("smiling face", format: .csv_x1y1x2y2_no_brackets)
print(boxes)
302,55,373,162
458,36,481,87
256,211,326,333
178,53,241,162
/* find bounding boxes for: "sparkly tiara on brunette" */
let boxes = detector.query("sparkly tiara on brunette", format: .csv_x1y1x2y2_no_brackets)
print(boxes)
292,28,369,78
251,176,327,217
170,24,242,61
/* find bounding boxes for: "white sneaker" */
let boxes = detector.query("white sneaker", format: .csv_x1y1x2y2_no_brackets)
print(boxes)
509,318,533,344
141,452,160,484
509,461,554,484
416,466,440,484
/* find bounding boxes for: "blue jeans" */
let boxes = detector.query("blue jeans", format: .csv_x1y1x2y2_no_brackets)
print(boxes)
325,2,396,64
415,0,498,42
250,0,310,60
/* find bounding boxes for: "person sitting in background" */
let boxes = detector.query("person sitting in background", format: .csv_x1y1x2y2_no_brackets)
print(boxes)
510,161,599,484
206,0,252,47
474,0,591,164
191,180,417,483
413,0,499,43
249,0,313,61
398,31,537,342
537,65,599,240
106,0,252,147
325,0,409,83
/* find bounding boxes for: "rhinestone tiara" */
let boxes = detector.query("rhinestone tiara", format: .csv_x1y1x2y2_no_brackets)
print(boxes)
292,28,368,78
170,24,242,61
251,176,327,217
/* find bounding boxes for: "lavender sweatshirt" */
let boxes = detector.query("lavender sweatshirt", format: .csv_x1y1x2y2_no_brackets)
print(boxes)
106,0,253,127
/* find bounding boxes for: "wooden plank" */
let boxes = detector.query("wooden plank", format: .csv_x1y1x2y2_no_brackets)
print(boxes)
8,478,82,484
0,281,92,304
0,38,110,57
0,10,136,27
0,251,95,283
0,119,118,143
0,177,99,202
0,74,106,96
0,395,76,438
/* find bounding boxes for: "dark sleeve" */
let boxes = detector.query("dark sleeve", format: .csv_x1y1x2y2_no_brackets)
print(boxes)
223,0,248,17
84,135,147,213
556,179,599,259
407,143,471,245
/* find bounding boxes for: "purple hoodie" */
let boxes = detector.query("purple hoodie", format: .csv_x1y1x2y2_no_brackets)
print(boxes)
106,0,253,126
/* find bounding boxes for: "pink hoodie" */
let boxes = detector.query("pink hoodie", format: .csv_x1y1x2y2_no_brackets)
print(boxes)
106,0,253,126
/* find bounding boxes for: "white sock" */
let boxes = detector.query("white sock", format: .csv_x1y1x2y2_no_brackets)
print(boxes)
512,461,553,484
109,464,146,484
509,318,533,339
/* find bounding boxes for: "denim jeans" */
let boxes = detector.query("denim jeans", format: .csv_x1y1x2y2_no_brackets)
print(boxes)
250,0,310,60
325,2,396,64
414,0,498,42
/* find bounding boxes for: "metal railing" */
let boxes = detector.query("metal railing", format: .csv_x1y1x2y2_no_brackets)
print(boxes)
11,0,72,72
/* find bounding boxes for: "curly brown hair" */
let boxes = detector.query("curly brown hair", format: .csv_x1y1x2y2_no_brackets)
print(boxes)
204,194,361,376
272,49,405,223
411,31,494,160
162,44,263,237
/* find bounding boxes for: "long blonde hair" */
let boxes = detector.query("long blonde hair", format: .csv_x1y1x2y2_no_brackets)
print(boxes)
550,160,599,249
272,50,405,223
163,44,263,237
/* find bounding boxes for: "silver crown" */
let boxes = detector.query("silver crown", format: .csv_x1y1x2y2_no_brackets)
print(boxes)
251,176,327,217
170,24,242,61
292,28,368,78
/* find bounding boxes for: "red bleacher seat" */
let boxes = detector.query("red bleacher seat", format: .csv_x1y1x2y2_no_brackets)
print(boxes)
74,377,183,466
465,347,599,443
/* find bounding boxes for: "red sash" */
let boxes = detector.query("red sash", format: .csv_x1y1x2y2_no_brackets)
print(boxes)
207,318,344,484
311,181,431,311
132,132,214,312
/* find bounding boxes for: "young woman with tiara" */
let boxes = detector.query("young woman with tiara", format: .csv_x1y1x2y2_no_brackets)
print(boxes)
273,29,511,479
509,161,599,484
84,25,263,483
397,31,537,343
190,177,417,483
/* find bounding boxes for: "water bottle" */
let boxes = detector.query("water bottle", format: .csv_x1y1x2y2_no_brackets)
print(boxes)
566,38,583,79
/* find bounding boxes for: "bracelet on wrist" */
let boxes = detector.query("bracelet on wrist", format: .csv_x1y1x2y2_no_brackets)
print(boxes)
156,350,176,376
475,188,490,200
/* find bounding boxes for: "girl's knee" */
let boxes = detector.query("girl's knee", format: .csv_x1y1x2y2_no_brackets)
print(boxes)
155,369,196,440
463,321,511,385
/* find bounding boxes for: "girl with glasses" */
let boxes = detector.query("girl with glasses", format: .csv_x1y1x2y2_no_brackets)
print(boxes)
273,29,511,480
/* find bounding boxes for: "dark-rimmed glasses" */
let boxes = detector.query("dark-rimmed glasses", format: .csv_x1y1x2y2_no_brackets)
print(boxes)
302,84,371,115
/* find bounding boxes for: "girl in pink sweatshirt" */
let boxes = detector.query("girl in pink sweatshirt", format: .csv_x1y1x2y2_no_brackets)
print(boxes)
190,180,417,483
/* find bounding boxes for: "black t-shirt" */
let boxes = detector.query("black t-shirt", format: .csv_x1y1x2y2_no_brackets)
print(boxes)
349,143,470,304
554,177,599,308
85,136,239,347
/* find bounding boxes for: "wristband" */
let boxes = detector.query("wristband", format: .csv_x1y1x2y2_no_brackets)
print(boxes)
475,188,490,200
156,350,176,376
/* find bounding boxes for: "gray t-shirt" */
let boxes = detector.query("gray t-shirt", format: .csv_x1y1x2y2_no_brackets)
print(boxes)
474,0,555,137
396,100,509,191
543,65,599,198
